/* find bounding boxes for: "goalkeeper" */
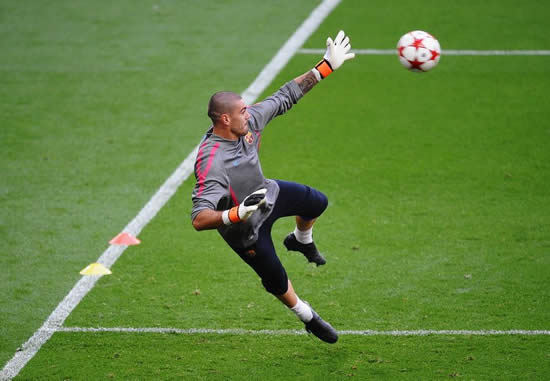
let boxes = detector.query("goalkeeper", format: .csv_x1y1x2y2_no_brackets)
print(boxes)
191,31,354,343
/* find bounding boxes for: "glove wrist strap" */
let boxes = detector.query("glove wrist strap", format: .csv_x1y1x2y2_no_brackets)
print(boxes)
222,206,241,225
314,59,333,79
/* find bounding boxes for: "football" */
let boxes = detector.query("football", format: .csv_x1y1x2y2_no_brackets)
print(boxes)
397,30,441,72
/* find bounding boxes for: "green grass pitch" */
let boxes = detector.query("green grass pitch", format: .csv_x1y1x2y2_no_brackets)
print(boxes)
2,0,550,379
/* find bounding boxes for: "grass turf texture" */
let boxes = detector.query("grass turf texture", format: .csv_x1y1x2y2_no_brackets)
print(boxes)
61,48,550,381
0,0,318,368
17,333,550,380
3,0,550,379
64,54,550,325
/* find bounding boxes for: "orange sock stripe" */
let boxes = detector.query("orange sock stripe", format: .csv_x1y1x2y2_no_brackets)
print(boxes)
315,60,333,78
228,207,240,224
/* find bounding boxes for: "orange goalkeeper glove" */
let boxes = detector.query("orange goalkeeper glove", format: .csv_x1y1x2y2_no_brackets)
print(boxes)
222,188,267,225
313,30,355,80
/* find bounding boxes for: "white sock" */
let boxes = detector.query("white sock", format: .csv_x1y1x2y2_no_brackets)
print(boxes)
294,226,313,244
290,297,313,323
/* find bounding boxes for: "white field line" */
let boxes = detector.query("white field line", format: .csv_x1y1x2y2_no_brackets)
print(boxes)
299,48,550,56
241,0,340,103
57,327,550,336
0,1,341,380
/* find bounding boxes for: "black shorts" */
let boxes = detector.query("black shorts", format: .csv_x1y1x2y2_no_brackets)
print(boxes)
231,180,328,295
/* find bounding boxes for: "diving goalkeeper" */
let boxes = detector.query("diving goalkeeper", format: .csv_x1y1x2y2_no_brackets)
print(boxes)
191,31,355,343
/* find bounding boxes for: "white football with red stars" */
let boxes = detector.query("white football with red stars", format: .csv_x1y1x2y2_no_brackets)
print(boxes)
397,30,441,72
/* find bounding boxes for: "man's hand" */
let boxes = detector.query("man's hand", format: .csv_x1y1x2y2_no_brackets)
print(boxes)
314,30,355,79
222,188,267,225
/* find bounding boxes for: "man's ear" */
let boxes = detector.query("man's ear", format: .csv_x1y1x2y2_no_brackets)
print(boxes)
221,113,230,126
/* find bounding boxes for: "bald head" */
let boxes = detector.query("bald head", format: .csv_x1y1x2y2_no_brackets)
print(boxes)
207,91,242,124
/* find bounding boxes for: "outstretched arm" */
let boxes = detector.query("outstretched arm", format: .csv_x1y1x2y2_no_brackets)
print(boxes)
244,31,355,131
294,70,319,95
293,30,355,95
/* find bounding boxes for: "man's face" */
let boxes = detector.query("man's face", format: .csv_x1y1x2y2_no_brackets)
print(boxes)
227,99,250,138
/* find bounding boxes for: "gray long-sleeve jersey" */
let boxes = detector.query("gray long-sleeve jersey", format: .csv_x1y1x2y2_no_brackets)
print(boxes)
191,80,304,249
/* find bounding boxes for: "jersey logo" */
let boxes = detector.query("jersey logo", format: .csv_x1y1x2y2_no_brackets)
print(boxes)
244,131,254,145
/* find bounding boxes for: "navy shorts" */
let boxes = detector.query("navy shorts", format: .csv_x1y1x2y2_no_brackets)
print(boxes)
232,180,328,295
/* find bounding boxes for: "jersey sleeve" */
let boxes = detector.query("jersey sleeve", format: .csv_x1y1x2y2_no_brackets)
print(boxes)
191,145,229,222
247,80,303,132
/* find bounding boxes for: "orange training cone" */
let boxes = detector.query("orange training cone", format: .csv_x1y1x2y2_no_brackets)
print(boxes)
109,232,141,246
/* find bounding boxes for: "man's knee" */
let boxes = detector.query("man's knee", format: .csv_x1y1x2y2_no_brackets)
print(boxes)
304,187,328,219
317,190,328,214
261,276,288,295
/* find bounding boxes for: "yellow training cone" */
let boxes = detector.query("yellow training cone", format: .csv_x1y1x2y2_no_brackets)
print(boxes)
80,263,112,276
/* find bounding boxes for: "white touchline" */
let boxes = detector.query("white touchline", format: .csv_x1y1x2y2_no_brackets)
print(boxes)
241,0,340,103
299,48,550,56
56,327,550,336
0,1,341,380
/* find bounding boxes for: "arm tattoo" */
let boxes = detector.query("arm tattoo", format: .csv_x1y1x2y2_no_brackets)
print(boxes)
296,71,319,95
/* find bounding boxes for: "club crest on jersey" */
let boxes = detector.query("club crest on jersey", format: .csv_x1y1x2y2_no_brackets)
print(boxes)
244,131,254,145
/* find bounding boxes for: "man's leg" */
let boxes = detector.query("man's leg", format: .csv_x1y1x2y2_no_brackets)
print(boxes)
275,279,297,308
297,216,316,231
284,216,326,265
295,216,315,242
273,180,328,265
231,214,337,343
275,279,338,344
230,180,337,342
276,280,338,344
